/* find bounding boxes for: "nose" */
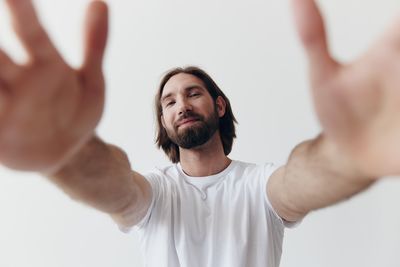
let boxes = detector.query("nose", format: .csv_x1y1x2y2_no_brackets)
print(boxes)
177,98,192,115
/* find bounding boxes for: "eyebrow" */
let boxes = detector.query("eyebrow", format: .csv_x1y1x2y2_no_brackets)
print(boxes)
161,85,204,103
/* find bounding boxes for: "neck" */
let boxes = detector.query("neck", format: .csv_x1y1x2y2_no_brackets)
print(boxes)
179,131,232,177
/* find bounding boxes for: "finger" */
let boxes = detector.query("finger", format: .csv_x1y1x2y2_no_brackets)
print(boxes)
82,1,108,77
0,48,20,84
79,1,108,122
5,0,61,61
291,0,338,82
381,13,400,49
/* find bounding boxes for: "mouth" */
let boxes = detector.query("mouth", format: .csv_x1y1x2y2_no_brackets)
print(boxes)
177,117,200,128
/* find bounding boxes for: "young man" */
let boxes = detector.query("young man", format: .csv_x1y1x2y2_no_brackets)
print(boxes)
0,0,399,266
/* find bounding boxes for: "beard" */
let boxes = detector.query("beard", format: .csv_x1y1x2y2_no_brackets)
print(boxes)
166,108,219,149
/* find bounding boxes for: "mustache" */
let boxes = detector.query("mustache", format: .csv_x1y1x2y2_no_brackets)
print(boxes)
175,111,203,127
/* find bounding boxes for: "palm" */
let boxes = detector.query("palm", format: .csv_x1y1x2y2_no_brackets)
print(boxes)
0,0,108,172
293,0,400,176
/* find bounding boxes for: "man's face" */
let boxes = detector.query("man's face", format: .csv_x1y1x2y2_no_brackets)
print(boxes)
160,73,225,149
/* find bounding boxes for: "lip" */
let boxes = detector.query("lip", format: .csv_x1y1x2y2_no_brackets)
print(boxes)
177,118,199,127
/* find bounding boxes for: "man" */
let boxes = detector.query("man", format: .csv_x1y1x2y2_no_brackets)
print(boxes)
0,0,399,266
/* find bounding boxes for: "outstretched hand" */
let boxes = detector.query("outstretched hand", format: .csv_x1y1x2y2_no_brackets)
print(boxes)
292,0,400,177
0,0,108,173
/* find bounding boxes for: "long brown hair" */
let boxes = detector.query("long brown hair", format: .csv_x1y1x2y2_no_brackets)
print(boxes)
155,66,237,163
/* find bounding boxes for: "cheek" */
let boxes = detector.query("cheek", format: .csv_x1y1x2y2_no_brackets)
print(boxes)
162,114,175,129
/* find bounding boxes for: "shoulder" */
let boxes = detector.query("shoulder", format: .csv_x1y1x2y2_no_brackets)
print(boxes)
224,161,278,190
231,160,277,177
144,164,178,178
141,164,181,189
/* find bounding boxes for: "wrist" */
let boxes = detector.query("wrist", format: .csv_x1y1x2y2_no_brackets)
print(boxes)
41,133,96,176
312,133,377,181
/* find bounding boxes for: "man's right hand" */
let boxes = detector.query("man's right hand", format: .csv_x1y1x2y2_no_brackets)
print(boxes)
0,0,108,173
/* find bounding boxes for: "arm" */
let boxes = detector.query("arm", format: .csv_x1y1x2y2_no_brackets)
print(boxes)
267,134,375,222
47,136,152,228
0,0,151,227
268,0,400,222
290,0,400,177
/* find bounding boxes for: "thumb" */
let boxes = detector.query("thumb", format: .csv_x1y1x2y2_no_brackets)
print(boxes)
291,0,338,83
82,1,108,77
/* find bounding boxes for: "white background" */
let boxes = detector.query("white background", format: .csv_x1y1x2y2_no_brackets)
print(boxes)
0,0,399,266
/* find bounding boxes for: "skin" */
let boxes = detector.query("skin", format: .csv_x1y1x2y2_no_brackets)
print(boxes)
160,73,231,177
292,0,400,177
0,0,399,228
0,0,107,173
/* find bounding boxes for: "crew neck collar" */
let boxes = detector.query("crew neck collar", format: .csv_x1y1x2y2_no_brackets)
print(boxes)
177,160,237,184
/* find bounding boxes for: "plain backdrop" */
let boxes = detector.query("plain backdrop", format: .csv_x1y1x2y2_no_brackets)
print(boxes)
0,0,399,266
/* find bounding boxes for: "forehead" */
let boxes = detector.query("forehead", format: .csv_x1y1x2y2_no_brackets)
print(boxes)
162,73,206,97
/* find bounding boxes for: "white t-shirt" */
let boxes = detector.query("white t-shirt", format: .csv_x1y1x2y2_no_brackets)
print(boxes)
123,160,289,267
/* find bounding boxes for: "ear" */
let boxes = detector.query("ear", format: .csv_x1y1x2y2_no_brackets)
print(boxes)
215,96,227,118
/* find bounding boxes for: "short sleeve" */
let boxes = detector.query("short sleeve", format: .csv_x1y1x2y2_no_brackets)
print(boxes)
263,163,301,228
117,171,160,233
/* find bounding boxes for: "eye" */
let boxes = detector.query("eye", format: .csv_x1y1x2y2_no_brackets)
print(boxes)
166,101,175,107
189,92,200,97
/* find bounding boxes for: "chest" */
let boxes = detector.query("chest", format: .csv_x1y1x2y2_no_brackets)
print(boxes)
164,181,265,242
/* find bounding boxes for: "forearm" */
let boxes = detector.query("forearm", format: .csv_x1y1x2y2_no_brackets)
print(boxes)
268,134,376,222
45,136,139,215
